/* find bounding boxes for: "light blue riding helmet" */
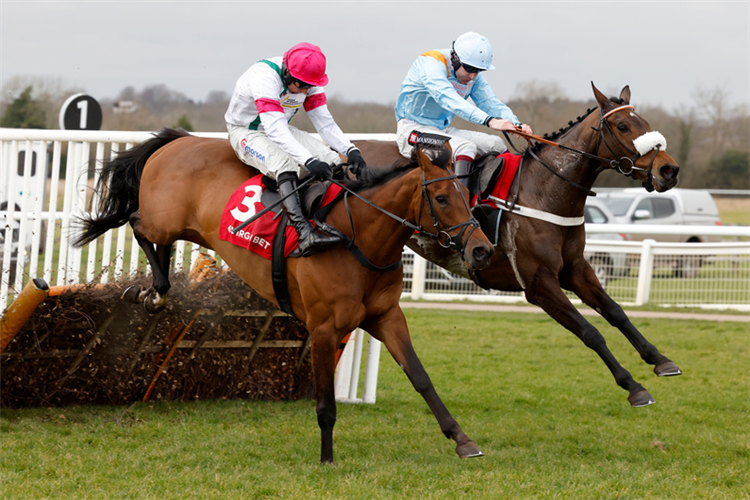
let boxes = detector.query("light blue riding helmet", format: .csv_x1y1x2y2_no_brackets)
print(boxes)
452,32,496,71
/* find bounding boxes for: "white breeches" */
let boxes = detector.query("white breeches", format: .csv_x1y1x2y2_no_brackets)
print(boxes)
227,124,342,180
396,119,508,161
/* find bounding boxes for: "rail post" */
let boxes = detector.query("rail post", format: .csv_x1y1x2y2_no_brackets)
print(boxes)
635,239,656,305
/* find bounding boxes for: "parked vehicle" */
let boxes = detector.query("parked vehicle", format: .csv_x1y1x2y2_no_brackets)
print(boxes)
591,188,723,278
594,188,722,241
1,142,49,282
0,202,24,283
584,198,627,288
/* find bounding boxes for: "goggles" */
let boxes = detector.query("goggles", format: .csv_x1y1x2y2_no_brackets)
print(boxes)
292,79,314,89
461,63,484,74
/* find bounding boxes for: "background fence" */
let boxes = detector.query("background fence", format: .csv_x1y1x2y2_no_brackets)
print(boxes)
2,128,749,313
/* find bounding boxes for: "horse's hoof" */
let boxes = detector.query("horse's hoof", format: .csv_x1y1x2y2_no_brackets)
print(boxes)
628,389,656,408
121,285,145,303
143,291,167,314
456,440,484,458
654,361,682,377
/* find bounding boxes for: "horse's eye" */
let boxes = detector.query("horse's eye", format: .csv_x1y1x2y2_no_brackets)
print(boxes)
435,195,449,206
617,123,629,133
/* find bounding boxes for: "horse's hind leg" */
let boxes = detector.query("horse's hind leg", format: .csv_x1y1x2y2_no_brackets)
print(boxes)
363,309,483,458
124,210,172,313
528,267,655,407
563,259,681,377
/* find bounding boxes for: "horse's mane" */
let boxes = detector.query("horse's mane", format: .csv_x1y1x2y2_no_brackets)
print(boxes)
343,144,452,192
527,96,627,155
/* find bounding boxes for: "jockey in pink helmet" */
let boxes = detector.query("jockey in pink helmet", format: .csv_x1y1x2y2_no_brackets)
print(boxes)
225,42,366,257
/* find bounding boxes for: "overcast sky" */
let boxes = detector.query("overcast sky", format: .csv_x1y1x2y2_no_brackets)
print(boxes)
2,1,748,114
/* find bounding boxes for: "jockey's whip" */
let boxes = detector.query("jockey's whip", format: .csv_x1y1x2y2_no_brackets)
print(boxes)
231,175,315,234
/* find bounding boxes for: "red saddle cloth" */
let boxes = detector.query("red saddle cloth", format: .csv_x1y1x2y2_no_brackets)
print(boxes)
219,174,341,259
477,152,523,209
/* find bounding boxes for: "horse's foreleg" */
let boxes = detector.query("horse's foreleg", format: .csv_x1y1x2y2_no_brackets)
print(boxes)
562,260,681,377
127,211,171,313
527,267,655,407
310,330,339,464
363,309,483,458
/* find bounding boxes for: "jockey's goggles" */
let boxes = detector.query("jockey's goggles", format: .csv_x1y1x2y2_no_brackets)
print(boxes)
291,79,314,89
461,63,484,74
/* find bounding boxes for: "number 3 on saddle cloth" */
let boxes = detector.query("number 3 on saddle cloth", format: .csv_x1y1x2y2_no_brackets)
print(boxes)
219,174,343,259
470,152,523,245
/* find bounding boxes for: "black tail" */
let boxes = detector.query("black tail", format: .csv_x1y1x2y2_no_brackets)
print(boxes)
73,128,191,247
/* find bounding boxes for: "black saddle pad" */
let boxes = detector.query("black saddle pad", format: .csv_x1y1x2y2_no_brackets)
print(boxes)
471,204,502,246
472,153,505,200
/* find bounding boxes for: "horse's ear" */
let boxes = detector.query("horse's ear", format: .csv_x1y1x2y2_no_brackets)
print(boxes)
619,85,631,105
415,145,432,172
591,82,615,112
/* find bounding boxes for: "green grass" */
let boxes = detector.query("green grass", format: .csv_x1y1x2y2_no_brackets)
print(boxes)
599,258,750,306
2,310,748,499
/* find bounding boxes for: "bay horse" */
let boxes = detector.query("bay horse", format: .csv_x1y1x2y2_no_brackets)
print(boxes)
355,84,682,408
73,129,493,463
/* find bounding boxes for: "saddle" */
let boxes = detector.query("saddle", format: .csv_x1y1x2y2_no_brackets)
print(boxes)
260,176,333,224
467,153,510,246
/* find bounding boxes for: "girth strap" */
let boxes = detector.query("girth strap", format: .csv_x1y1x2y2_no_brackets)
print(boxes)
271,213,295,316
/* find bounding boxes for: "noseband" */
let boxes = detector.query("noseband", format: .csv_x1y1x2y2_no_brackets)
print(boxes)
418,170,481,254
595,105,664,192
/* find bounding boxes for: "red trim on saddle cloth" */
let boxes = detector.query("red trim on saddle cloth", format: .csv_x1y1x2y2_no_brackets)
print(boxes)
219,174,343,259
477,152,522,209
256,98,284,113
303,92,326,111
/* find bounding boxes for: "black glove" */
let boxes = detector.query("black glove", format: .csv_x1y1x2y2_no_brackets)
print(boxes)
305,158,334,180
347,148,367,178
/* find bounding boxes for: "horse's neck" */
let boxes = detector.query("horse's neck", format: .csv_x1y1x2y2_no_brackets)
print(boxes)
340,170,422,265
520,116,602,215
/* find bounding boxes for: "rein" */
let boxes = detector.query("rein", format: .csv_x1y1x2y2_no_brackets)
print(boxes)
325,166,480,271
504,105,663,195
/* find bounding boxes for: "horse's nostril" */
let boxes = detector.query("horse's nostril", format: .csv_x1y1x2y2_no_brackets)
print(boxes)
473,245,493,265
661,164,679,180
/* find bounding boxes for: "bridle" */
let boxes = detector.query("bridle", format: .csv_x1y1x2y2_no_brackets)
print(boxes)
418,169,481,251
506,104,665,195
593,105,662,192
325,162,481,271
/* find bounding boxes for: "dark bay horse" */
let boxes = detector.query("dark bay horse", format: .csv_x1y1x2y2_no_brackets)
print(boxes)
73,129,494,463
355,84,682,408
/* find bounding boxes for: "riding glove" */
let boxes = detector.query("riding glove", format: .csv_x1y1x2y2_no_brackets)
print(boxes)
305,158,334,180
346,148,367,178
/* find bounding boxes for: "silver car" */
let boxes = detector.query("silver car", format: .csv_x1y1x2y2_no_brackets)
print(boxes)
584,198,628,288
594,188,722,278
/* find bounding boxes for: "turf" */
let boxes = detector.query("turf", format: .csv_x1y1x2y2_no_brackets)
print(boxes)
1,309,748,499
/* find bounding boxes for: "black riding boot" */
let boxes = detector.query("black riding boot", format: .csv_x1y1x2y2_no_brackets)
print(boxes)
454,159,474,191
277,172,340,257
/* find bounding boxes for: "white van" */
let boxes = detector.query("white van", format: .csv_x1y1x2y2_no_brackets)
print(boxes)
594,188,722,243
1,141,49,280
591,188,722,278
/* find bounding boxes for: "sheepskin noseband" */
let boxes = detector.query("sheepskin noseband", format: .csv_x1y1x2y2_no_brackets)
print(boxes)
633,131,667,156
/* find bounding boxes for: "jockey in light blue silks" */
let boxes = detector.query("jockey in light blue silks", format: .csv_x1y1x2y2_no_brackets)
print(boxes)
395,32,534,187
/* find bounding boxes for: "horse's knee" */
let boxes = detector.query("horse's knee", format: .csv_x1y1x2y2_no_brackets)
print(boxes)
405,368,433,395
579,324,606,350
316,406,336,430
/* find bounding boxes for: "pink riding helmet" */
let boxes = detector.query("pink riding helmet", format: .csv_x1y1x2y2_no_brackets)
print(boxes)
283,42,329,87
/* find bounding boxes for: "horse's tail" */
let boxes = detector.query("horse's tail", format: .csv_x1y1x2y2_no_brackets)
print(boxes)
73,128,191,247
